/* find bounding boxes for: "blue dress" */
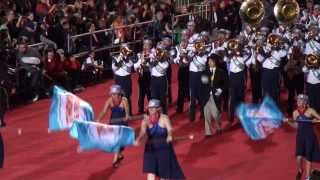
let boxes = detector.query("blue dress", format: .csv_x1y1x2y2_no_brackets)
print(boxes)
109,105,128,152
143,123,185,179
296,113,320,162
109,105,128,126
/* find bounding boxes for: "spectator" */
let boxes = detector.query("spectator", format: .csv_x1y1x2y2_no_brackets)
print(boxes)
16,37,42,102
64,54,84,92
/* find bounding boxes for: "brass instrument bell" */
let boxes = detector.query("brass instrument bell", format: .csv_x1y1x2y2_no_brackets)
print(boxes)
267,34,281,46
194,41,206,52
305,54,320,69
227,39,240,51
274,0,300,25
239,0,265,27
120,46,133,57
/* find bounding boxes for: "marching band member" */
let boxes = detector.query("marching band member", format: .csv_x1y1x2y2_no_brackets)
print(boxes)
210,29,229,112
258,33,287,105
174,30,190,113
224,38,251,126
134,99,185,180
200,54,227,136
112,44,135,115
249,39,263,103
162,36,176,105
149,44,170,114
96,85,130,168
303,25,320,112
188,36,209,121
134,38,152,114
284,29,305,115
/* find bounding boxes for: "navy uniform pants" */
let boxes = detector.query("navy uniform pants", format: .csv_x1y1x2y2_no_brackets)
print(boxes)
114,75,132,115
151,76,168,114
229,71,245,123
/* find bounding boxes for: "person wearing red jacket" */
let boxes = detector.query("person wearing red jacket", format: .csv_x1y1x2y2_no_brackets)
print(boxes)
43,48,70,91
64,53,84,92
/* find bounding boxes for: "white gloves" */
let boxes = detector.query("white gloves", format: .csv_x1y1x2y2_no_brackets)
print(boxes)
215,88,222,96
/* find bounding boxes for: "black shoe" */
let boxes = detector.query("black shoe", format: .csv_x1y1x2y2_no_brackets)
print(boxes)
296,170,302,180
189,116,195,122
205,134,212,139
216,129,222,135
0,122,6,127
176,109,183,114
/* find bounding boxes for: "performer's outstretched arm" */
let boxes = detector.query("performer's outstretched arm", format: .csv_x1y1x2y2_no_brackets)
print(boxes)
96,99,110,122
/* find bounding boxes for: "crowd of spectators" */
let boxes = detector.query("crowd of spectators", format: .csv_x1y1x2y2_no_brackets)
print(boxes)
0,0,314,105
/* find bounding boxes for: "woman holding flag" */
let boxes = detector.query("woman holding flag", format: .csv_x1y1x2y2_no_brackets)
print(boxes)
285,94,320,180
97,84,129,168
134,99,185,180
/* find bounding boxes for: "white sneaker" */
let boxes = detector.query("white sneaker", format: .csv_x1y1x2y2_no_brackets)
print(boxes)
32,95,39,102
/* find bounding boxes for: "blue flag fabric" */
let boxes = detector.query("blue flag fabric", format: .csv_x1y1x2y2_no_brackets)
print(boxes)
236,96,284,140
74,120,135,153
49,86,94,138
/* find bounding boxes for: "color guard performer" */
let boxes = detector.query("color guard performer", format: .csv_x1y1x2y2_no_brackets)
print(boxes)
112,44,135,115
134,99,185,180
96,85,130,168
284,94,320,180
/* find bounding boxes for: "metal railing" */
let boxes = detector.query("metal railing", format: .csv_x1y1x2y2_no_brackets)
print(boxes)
27,7,213,59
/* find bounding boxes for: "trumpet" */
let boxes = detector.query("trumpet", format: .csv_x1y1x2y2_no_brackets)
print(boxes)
227,39,240,51
267,34,281,46
156,48,167,60
120,46,133,57
305,54,320,69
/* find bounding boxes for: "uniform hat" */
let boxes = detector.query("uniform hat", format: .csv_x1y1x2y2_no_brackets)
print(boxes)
148,99,161,108
187,21,195,26
57,49,64,55
296,94,309,103
109,85,122,95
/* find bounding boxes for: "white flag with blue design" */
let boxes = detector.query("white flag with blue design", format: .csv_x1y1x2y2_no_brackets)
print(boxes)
74,120,135,153
49,86,94,138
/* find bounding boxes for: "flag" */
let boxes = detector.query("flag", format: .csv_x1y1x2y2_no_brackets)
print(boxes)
49,86,94,138
73,120,135,153
236,96,284,140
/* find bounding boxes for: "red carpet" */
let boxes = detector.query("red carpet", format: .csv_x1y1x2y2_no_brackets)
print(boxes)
0,65,314,179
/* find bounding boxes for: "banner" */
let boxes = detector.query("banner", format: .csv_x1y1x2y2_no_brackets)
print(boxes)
236,96,284,140
49,86,94,138
74,120,135,153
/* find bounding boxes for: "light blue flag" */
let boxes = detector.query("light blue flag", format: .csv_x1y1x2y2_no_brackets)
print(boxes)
49,86,94,138
74,120,135,153
236,96,284,140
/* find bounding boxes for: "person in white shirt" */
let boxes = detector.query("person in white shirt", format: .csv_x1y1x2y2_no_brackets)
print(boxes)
224,38,251,126
134,38,153,114
174,30,190,113
257,33,287,105
303,64,320,113
200,54,227,136
112,44,135,115
82,50,104,82
149,44,170,114
188,37,209,121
